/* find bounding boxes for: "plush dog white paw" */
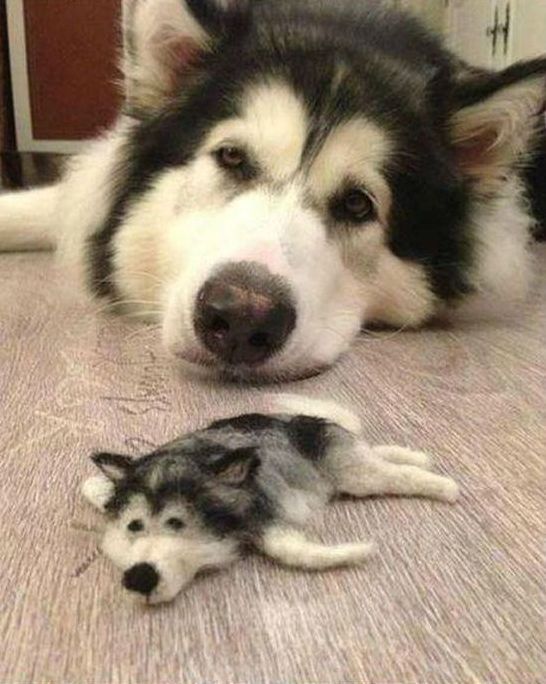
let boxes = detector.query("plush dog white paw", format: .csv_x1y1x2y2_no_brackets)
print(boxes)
438,477,460,504
337,541,377,566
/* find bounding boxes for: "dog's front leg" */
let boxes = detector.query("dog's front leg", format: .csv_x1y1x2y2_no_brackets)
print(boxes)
0,186,60,251
258,526,375,570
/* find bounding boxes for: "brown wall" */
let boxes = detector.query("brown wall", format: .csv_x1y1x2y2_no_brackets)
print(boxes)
0,2,15,154
24,0,122,140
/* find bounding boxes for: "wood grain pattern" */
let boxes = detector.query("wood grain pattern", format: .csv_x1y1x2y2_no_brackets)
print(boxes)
0,248,545,683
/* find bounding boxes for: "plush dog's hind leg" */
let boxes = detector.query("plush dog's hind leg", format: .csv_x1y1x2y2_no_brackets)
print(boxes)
259,526,375,570
330,444,459,503
81,474,115,511
0,185,60,251
371,445,433,468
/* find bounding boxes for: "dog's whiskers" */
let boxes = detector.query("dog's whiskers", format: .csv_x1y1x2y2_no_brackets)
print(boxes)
118,270,166,286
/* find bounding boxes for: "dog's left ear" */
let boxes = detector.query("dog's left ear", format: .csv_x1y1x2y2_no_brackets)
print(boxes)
122,0,252,115
449,58,546,188
92,452,134,482
210,447,260,485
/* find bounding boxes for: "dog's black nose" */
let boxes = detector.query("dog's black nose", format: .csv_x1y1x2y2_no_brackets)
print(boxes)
123,563,159,595
194,262,296,366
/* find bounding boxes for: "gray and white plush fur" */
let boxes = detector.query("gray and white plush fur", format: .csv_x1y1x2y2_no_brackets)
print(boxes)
83,395,459,604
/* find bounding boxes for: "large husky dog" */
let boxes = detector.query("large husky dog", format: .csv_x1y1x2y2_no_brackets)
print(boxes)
83,395,459,604
1,0,545,380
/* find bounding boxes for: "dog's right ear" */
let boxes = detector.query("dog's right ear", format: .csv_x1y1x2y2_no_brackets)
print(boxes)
122,0,251,115
92,452,134,482
448,58,546,190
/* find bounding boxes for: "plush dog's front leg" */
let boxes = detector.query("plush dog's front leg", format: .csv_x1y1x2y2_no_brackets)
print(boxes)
81,474,115,511
259,526,375,570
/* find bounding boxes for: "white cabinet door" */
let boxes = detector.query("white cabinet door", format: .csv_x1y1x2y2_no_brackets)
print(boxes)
446,0,499,68
509,0,546,63
397,0,446,32
446,0,546,69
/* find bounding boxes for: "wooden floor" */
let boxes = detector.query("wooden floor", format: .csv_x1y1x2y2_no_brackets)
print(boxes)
1,248,545,683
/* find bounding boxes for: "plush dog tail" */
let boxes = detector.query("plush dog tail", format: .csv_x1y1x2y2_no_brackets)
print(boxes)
269,393,362,435
0,186,60,251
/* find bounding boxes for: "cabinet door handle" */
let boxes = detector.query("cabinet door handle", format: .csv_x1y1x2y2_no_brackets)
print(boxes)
486,6,500,57
501,3,511,56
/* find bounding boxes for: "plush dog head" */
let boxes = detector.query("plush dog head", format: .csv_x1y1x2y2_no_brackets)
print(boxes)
93,0,546,380
90,442,262,604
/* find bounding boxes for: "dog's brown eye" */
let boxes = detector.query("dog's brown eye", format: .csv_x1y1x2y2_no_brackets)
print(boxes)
342,189,375,221
128,519,144,533
166,517,184,531
216,146,246,170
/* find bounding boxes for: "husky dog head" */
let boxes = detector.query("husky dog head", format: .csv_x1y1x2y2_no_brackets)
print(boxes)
91,441,265,603
91,0,546,380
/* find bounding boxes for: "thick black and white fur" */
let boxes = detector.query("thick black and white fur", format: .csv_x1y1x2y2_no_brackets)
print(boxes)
1,0,545,380
83,395,459,604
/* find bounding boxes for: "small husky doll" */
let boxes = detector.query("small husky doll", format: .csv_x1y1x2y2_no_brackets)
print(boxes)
82,395,459,604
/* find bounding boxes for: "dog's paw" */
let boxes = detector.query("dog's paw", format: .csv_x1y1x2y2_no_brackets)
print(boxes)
81,474,114,511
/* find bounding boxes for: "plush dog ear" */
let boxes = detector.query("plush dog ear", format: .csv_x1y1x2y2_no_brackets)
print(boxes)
449,58,546,189
92,452,134,482
209,447,260,485
122,0,251,114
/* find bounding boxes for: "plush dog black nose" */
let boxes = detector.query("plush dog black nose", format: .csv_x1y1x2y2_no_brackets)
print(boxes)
123,563,159,595
194,262,296,365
